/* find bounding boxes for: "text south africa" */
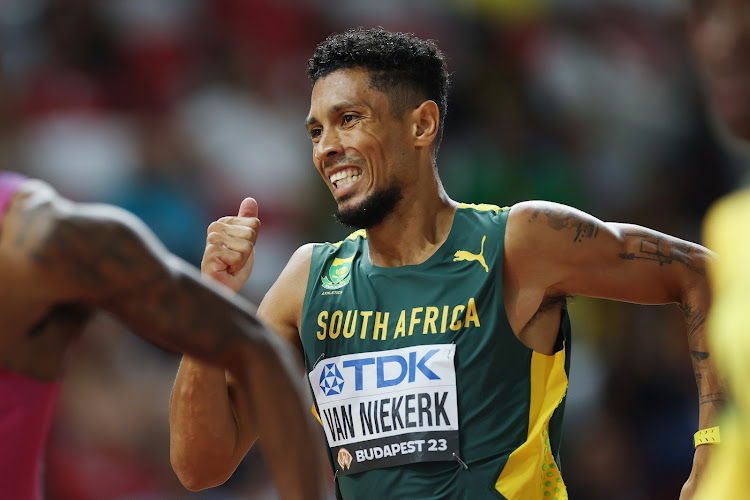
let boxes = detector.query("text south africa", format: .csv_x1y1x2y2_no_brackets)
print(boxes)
316,298,481,341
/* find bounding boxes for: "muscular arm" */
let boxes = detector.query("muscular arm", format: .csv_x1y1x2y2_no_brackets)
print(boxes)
169,242,314,491
13,183,322,499
504,201,722,426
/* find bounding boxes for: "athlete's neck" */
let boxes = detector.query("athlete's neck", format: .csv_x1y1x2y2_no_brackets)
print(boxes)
365,186,457,268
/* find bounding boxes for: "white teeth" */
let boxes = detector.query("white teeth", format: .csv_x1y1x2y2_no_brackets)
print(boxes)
330,169,361,188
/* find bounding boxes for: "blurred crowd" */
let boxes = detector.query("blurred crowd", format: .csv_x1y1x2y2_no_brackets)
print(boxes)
0,0,746,499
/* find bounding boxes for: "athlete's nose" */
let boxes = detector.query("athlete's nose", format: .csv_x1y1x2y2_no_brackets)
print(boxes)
315,128,344,162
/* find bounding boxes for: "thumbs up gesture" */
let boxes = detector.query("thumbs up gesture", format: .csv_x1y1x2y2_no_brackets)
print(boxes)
201,197,260,293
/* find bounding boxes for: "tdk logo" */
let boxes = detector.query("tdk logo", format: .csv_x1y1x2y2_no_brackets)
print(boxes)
319,363,345,396
342,349,440,392
319,350,442,397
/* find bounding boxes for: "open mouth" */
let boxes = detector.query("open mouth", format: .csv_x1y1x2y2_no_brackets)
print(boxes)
330,168,362,189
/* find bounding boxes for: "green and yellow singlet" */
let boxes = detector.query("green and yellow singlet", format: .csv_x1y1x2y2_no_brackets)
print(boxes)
301,204,571,500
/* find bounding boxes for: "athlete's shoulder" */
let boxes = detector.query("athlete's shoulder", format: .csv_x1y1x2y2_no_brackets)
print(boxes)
286,243,316,273
504,199,595,229
265,244,315,303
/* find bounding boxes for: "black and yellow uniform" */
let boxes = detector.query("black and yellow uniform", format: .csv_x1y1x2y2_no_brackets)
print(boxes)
301,204,571,500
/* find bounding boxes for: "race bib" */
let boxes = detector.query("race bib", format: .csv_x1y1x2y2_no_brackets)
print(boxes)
308,344,459,475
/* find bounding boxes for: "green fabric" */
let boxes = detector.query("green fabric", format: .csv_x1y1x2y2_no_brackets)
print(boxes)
301,205,571,499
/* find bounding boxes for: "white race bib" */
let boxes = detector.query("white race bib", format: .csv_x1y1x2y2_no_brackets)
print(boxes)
308,344,459,475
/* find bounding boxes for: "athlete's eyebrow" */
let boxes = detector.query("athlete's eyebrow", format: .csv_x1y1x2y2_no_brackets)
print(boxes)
305,101,358,129
304,115,319,129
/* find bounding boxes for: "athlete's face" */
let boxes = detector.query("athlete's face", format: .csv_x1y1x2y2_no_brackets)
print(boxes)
306,68,414,228
689,0,750,139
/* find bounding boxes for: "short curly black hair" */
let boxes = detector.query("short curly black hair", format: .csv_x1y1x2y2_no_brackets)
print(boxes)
308,27,450,155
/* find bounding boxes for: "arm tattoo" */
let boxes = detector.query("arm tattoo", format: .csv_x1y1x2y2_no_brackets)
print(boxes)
19,203,271,368
681,304,707,343
681,304,725,408
618,231,705,275
689,349,708,389
699,393,725,407
529,207,600,243
690,350,709,362
112,272,264,362
20,203,164,294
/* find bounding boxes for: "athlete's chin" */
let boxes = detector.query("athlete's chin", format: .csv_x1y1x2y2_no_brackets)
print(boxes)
334,185,403,229
334,200,378,229
335,194,363,212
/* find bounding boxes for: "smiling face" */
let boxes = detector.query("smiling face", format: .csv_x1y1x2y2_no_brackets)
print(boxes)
306,68,416,228
689,0,750,139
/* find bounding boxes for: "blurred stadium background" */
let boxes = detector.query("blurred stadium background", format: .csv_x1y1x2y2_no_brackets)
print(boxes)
0,0,747,498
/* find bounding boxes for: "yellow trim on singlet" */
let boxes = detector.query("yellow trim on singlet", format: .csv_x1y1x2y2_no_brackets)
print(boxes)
326,206,507,249
457,203,510,213
495,347,569,499
326,205,509,248
311,404,323,426
331,229,367,248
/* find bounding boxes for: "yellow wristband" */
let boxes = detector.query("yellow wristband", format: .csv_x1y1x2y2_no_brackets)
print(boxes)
694,426,720,448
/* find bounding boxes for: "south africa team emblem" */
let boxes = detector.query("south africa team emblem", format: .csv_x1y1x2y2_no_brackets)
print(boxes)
321,255,355,290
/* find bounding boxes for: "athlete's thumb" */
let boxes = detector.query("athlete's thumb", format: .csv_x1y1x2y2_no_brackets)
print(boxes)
238,197,258,218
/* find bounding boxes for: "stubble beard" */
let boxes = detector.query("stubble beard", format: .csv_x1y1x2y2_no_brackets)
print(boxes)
334,185,403,229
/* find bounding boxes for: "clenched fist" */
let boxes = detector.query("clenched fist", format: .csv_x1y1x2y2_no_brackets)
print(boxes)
202,197,260,293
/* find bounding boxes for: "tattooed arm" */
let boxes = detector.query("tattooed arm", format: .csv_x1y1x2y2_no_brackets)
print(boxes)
11,181,323,500
503,200,719,498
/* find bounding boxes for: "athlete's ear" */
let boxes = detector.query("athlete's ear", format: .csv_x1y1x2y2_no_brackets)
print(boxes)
411,100,439,150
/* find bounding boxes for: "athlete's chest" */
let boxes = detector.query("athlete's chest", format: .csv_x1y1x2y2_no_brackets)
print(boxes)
308,254,494,353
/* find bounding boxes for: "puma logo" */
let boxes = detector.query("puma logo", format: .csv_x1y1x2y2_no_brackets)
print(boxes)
453,235,489,273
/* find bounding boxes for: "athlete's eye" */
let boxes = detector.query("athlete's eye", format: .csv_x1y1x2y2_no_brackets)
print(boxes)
310,128,322,139
343,114,356,124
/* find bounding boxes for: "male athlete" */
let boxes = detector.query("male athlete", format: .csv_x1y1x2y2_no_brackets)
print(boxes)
0,172,323,500
170,28,719,499
688,2,750,498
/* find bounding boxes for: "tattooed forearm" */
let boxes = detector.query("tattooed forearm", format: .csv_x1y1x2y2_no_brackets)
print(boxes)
699,393,725,407
690,350,709,362
690,350,707,388
112,272,267,367
689,349,725,408
17,201,271,370
681,304,725,412
680,304,707,343
529,207,600,243
618,231,705,275
22,203,166,294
